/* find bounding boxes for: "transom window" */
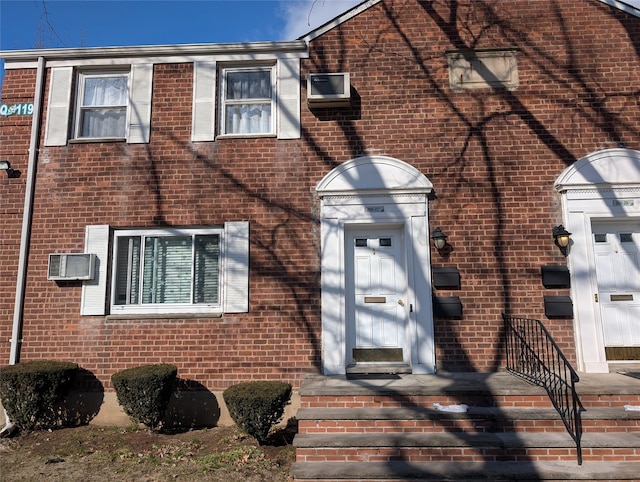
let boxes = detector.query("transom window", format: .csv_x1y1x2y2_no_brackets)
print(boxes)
112,228,222,314
220,66,274,136
75,71,129,139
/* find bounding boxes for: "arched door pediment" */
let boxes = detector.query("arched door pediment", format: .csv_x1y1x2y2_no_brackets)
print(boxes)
316,155,433,196
555,148,640,190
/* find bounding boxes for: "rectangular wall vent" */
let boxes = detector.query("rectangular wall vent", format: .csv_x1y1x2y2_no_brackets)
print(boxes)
307,73,351,107
48,253,96,281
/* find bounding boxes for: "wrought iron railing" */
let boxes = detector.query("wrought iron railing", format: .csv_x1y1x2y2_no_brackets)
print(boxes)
503,314,583,465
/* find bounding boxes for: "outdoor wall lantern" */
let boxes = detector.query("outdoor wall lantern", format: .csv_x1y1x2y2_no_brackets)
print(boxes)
0,161,17,178
431,227,448,251
552,225,571,256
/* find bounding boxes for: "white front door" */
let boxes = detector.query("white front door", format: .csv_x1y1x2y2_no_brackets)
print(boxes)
346,227,408,367
592,221,640,360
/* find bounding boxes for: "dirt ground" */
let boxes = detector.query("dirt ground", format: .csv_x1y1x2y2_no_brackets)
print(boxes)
0,422,296,481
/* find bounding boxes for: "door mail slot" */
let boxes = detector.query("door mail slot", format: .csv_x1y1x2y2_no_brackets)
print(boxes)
364,296,386,303
611,294,633,301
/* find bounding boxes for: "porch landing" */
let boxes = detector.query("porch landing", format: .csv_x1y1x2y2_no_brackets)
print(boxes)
298,369,640,398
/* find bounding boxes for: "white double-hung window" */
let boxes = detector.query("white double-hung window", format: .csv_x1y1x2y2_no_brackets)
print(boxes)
112,228,222,314
75,71,129,139
221,66,274,136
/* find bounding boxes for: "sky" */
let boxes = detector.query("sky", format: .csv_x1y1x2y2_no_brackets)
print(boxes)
0,0,363,89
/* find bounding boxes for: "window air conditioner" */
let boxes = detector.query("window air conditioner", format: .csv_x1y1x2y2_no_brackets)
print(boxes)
307,73,351,107
47,253,96,281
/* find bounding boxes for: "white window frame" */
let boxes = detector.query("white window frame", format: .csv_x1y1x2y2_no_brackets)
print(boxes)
219,65,276,137
110,227,224,315
73,70,130,140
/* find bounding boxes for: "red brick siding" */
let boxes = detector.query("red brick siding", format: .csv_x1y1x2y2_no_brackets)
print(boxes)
0,68,35,356
1,0,639,387
299,0,640,370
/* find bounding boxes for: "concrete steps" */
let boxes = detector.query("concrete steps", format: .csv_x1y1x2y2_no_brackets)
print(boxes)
294,431,640,463
297,406,640,433
291,372,640,481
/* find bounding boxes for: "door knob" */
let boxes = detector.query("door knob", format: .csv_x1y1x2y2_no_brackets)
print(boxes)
398,300,404,306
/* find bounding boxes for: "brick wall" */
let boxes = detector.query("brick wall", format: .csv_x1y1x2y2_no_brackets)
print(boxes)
1,0,639,390
298,0,640,370
0,68,35,360
2,62,322,391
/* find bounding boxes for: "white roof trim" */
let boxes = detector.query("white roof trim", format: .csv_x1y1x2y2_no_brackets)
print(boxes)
597,0,640,17
300,0,640,42
1,41,308,66
300,0,382,41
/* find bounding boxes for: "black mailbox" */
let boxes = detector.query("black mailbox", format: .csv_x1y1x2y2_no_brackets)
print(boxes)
432,267,461,289
544,295,573,318
433,296,463,318
541,266,570,288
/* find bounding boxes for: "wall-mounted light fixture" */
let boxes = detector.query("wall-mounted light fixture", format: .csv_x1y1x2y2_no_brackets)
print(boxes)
0,161,18,178
431,227,448,251
552,224,571,256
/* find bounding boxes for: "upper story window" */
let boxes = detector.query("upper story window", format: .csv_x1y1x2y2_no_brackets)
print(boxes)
220,66,274,136
44,64,152,147
75,71,129,139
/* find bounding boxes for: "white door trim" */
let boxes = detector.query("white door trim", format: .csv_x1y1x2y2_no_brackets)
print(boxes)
316,155,435,375
555,148,640,373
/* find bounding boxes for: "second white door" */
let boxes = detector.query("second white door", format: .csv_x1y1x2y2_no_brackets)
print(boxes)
592,221,640,359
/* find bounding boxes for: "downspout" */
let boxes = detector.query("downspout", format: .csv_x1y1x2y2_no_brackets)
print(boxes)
1,55,46,438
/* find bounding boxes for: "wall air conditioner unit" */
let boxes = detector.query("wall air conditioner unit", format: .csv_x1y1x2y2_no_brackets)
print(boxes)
47,253,96,281
307,73,351,107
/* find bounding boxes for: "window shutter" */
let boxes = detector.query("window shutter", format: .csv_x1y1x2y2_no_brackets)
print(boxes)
44,66,73,147
223,221,249,313
192,61,217,142
81,225,110,316
277,58,301,139
128,63,153,144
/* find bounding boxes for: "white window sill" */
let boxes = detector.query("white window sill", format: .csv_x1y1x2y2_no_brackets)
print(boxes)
69,137,126,144
216,133,276,140
106,312,223,321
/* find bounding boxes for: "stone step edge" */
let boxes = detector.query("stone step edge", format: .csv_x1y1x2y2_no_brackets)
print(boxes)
293,431,640,449
290,460,640,480
297,406,640,421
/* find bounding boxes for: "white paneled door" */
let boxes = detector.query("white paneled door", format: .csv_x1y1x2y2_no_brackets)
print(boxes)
592,221,640,359
346,227,408,366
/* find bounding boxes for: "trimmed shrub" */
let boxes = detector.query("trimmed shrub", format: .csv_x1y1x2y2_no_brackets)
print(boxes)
223,381,292,444
0,360,79,430
111,364,177,431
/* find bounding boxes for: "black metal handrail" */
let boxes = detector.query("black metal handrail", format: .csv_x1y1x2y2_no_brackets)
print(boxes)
503,314,583,465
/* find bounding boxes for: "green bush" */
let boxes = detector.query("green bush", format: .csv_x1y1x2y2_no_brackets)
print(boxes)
223,381,292,444
0,360,79,430
111,364,177,432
